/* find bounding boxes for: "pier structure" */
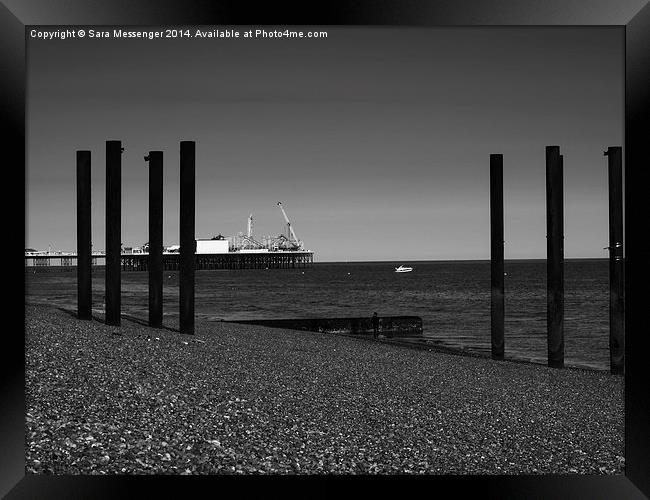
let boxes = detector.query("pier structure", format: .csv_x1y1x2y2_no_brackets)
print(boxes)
200,251,312,270
25,251,314,271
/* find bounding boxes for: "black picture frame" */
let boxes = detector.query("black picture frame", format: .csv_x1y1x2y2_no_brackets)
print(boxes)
4,0,649,497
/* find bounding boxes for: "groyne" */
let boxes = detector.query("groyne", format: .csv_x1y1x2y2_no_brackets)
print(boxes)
228,315,422,337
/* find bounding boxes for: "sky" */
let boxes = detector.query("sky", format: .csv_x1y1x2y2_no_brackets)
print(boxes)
26,27,623,262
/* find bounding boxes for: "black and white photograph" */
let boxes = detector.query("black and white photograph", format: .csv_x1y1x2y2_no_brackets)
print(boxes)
6,0,649,494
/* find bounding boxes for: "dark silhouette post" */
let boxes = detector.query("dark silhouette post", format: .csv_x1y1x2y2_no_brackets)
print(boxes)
372,312,379,339
146,151,164,328
605,146,624,375
546,146,564,368
76,150,92,320
105,140,122,326
179,141,196,334
490,154,505,360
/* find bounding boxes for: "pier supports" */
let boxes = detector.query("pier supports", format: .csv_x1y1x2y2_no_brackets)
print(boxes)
546,146,564,368
605,146,624,375
179,141,196,334
147,151,163,328
105,140,122,326
76,151,92,320
490,154,505,360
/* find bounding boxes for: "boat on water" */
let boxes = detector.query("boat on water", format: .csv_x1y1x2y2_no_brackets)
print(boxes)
395,265,413,273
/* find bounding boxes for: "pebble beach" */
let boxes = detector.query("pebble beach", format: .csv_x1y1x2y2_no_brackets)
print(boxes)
25,304,624,475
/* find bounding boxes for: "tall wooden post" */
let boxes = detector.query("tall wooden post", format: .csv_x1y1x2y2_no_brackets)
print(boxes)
105,140,122,326
490,154,505,360
179,141,196,334
147,151,164,328
546,146,564,368
76,150,92,320
605,146,624,375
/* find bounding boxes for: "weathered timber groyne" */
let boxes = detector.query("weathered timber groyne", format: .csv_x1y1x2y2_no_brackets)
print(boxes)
228,316,422,337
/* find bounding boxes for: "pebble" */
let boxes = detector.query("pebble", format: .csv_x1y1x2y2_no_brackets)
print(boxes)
25,304,624,475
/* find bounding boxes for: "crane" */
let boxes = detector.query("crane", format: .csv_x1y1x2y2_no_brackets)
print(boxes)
277,202,302,249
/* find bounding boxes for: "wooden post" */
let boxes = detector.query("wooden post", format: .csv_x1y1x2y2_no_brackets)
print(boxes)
490,154,505,360
605,146,624,375
147,151,163,328
546,146,564,368
76,150,92,320
105,140,122,326
179,141,196,334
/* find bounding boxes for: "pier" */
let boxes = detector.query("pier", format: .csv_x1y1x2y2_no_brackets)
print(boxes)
25,251,314,271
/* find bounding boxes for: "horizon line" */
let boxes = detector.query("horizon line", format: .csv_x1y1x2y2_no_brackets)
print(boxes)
312,257,609,263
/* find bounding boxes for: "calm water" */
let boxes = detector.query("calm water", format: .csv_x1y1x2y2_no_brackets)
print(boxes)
25,259,611,370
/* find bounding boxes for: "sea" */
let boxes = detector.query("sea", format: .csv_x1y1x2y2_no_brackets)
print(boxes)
25,259,613,371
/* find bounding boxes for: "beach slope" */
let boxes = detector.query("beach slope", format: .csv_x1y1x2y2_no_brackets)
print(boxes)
25,304,623,474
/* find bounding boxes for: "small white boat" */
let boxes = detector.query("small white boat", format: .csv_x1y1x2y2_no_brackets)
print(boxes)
395,265,413,273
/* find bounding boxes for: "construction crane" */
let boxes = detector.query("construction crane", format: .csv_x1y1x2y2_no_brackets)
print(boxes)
277,202,303,250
